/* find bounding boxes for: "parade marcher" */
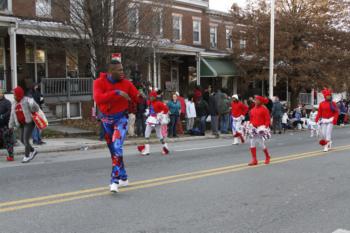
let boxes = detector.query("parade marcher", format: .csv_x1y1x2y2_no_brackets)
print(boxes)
137,90,169,156
9,87,40,163
316,88,339,152
0,90,15,161
231,94,248,145
93,60,139,193
308,107,319,138
245,96,271,166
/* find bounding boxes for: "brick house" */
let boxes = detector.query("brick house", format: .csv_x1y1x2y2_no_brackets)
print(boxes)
0,0,241,120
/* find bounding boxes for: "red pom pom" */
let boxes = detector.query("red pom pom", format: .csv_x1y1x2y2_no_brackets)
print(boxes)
137,145,145,152
319,139,328,146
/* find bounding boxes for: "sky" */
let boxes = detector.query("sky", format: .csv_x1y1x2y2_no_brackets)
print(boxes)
209,0,246,12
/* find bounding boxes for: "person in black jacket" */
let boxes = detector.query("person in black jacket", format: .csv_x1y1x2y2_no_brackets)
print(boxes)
0,90,15,161
196,97,209,135
209,91,219,137
30,84,45,145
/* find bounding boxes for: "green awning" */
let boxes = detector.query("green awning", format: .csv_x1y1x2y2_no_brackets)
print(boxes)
200,57,238,77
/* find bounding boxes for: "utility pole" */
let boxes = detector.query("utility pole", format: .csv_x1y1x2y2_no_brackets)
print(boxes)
269,0,275,99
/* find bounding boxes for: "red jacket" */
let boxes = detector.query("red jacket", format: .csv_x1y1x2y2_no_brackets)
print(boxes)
178,96,186,114
315,101,339,124
250,105,271,128
93,73,139,115
231,101,249,118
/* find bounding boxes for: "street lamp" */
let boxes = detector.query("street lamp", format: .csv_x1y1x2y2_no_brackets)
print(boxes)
269,0,275,99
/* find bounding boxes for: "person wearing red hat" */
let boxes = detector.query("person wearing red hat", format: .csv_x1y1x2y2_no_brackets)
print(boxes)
93,60,139,193
9,86,40,163
315,88,339,152
137,90,170,156
245,96,271,166
231,94,249,145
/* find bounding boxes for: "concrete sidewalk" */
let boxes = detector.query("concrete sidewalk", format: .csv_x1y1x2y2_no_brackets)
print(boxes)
0,134,233,156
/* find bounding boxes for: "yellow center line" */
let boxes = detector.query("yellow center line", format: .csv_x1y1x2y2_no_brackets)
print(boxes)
1,144,350,213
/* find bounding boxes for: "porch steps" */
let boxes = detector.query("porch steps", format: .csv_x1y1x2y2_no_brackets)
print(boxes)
41,105,61,125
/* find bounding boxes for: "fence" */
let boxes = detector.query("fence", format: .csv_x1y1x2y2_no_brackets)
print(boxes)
41,77,93,97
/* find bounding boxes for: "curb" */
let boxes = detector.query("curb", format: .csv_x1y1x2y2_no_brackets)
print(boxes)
10,134,233,156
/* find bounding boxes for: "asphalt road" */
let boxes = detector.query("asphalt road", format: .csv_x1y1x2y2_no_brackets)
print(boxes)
1,128,350,233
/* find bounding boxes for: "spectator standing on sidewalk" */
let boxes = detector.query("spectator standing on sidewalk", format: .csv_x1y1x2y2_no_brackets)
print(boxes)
0,90,15,161
136,93,147,137
209,90,219,137
337,99,347,126
30,83,45,145
186,96,197,133
9,87,39,163
167,93,181,137
176,92,186,135
128,99,137,137
219,93,231,134
271,96,283,134
195,96,209,136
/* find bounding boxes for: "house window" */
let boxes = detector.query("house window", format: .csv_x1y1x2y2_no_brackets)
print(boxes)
128,5,139,34
240,39,246,49
36,0,51,17
226,29,233,49
193,19,201,45
25,41,47,84
0,0,8,11
173,15,182,41
70,0,84,24
152,10,163,37
210,26,217,48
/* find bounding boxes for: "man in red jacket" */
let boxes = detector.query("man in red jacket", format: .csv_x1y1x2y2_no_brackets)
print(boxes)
315,88,339,152
138,90,169,156
93,60,139,193
246,96,271,166
231,94,249,145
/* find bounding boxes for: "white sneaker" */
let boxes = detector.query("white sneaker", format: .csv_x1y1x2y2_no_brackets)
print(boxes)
28,150,38,161
118,180,129,187
22,156,31,163
232,137,239,145
141,144,150,156
323,145,329,152
110,183,119,193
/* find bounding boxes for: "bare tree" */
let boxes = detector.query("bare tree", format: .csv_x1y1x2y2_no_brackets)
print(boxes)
35,0,173,78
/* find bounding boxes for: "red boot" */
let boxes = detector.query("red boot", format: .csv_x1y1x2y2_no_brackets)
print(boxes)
263,148,271,164
248,147,258,166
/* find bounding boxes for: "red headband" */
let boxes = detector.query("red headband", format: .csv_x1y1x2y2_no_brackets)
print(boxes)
322,88,332,98
255,96,269,105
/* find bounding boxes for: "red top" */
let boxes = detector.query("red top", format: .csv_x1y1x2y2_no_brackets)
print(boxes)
231,101,249,118
15,103,26,125
315,101,339,125
93,73,139,115
250,105,271,128
178,96,186,114
194,89,202,103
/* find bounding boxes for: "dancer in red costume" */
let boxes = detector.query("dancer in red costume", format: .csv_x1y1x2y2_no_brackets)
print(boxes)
137,90,170,156
246,96,271,166
315,88,339,152
93,60,139,193
231,94,249,145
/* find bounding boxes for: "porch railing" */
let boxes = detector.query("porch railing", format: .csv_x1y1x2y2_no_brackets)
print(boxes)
298,93,312,105
41,77,93,97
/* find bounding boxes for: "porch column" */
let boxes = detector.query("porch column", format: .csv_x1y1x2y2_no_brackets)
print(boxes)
8,26,17,89
148,59,151,83
196,52,201,85
157,57,161,89
233,77,238,94
153,49,157,89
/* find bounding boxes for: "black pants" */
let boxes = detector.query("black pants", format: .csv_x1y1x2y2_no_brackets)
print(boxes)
273,117,282,132
136,116,146,137
19,123,35,157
